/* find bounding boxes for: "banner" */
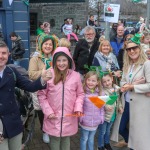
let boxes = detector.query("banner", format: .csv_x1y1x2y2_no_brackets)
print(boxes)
104,4,120,23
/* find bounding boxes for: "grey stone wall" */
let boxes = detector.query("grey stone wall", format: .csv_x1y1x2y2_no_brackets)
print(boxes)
30,1,89,37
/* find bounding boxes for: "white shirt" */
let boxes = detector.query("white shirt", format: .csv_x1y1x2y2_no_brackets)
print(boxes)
0,66,5,78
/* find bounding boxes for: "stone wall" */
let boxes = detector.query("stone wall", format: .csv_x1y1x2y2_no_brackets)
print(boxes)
30,1,88,37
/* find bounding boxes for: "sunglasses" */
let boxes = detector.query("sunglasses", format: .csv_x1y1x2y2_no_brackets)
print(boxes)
126,46,139,52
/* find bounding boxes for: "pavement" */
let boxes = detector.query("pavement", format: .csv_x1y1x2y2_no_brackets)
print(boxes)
24,117,129,150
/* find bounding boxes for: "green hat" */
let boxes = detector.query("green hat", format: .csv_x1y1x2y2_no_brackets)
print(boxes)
84,65,111,78
37,33,58,53
130,33,142,45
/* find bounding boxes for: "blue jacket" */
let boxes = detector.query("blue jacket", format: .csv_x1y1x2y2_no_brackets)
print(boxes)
0,66,44,138
110,36,124,56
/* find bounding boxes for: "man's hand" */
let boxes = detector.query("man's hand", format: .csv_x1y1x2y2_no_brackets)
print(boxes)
41,65,52,83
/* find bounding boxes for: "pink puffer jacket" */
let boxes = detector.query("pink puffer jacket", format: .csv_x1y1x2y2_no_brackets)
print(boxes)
37,47,84,137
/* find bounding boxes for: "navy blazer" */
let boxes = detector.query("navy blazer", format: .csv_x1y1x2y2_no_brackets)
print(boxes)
0,66,44,138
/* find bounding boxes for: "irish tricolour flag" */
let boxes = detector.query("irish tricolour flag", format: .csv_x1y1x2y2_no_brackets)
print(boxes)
88,95,118,108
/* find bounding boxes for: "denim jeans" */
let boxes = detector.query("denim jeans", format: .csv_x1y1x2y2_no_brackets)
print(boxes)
98,121,113,147
80,127,97,150
119,101,129,143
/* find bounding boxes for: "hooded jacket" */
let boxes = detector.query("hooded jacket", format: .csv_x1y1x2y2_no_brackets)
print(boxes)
37,47,84,137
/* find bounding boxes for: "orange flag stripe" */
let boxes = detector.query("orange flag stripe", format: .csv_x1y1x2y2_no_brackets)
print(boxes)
89,97,105,108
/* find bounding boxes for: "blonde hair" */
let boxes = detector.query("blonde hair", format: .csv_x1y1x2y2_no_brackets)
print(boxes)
83,71,102,95
123,40,147,74
59,38,71,49
98,40,112,53
99,35,105,43
140,31,150,43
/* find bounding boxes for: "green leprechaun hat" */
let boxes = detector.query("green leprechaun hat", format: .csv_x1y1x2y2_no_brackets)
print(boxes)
130,33,142,45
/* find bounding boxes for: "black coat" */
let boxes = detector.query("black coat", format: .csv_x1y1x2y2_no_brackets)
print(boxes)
117,48,124,70
11,36,25,60
0,66,44,138
73,39,99,74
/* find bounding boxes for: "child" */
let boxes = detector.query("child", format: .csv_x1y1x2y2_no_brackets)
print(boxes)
63,18,79,42
97,73,123,150
140,31,150,59
37,47,84,150
80,71,104,150
59,38,71,50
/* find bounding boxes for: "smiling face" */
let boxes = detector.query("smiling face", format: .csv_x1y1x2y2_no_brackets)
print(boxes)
0,46,9,71
56,55,69,72
100,41,111,55
126,43,140,63
102,75,113,89
86,74,98,90
42,39,53,56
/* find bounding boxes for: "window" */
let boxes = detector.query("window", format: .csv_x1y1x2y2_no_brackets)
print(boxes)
30,13,37,35
0,0,3,7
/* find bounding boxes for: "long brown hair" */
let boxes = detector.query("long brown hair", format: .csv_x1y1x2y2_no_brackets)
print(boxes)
83,71,102,95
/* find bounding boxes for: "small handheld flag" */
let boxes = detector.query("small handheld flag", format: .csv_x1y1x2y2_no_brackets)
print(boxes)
88,94,118,108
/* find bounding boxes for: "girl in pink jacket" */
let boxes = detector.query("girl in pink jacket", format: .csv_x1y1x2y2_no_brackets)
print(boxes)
80,71,105,150
37,47,84,150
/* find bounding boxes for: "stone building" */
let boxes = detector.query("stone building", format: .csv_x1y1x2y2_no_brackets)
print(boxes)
29,0,89,36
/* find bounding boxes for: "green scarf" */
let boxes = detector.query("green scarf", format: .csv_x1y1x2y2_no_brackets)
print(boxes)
41,54,52,69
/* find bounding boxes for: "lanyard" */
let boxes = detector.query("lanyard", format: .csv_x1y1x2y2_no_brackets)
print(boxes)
129,64,135,82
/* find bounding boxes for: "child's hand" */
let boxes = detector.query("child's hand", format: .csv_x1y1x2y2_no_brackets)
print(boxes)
114,70,122,78
118,107,124,114
48,113,57,119
74,111,83,117
105,105,113,112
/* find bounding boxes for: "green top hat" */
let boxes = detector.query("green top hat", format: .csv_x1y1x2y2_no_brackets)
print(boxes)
130,33,142,45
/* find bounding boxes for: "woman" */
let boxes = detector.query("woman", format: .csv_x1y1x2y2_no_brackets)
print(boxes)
28,34,57,143
117,34,134,70
111,34,150,150
92,40,121,77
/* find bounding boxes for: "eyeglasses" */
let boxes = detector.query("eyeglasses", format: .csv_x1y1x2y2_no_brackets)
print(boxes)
84,33,94,36
126,46,139,52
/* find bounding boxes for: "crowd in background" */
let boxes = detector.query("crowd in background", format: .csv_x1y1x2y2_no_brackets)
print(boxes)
0,14,150,150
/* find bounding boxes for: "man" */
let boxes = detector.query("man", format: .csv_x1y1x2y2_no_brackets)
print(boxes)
0,41,52,150
9,32,25,66
73,26,99,75
110,26,125,57
86,15,96,27
109,23,118,39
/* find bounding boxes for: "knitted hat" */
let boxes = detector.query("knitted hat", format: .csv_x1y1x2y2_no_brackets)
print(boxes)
53,52,72,69
130,33,142,45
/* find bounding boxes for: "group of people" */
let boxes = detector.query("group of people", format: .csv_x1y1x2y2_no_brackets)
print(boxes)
0,14,150,150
